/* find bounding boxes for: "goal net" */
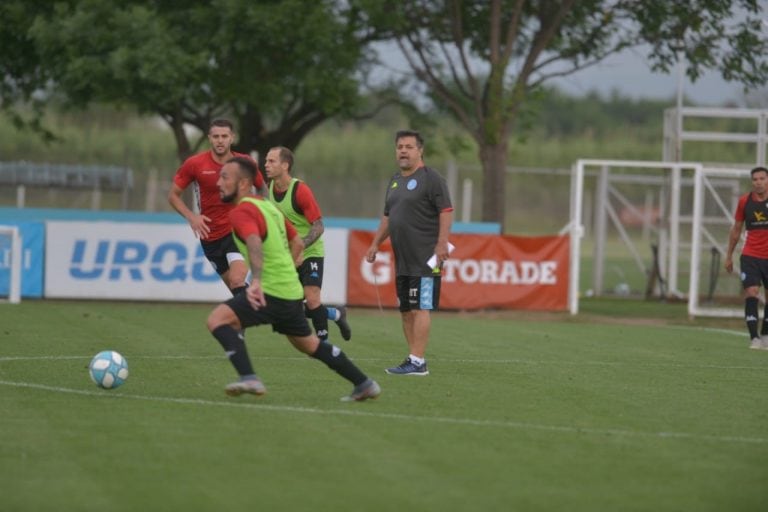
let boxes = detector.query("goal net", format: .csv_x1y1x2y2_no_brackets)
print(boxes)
688,167,751,318
0,225,22,304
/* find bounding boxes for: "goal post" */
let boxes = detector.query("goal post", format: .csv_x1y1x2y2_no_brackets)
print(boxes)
568,159,703,314
0,225,22,304
688,167,751,318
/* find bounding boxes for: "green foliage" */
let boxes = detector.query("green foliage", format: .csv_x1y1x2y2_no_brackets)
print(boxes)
5,0,384,162
354,0,768,226
3,0,765,226
635,0,768,84
523,88,666,140
31,1,202,112
0,105,178,173
0,87,758,176
1,301,766,511
0,1,58,139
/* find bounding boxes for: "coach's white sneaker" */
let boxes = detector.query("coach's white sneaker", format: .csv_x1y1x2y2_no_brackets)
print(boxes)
760,335,768,350
749,337,763,350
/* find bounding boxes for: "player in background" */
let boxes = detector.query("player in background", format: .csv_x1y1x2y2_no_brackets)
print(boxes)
725,165,768,350
168,118,267,296
365,130,453,375
208,156,380,401
264,146,352,343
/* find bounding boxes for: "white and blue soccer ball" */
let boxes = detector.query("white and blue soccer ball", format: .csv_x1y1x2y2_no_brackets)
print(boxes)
88,350,129,389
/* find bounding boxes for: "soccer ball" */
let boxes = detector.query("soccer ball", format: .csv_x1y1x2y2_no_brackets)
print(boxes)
88,350,129,389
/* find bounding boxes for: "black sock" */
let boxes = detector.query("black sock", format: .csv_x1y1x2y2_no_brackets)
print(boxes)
306,305,330,342
212,325,254,377
311,341,367,386
745,297,759,339
230,287,247,338
761,304,768,336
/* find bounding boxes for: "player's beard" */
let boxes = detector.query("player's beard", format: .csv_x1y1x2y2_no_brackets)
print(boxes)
220,190,237,203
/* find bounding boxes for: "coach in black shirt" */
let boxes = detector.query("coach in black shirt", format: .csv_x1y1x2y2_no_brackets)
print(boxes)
366,130,454,376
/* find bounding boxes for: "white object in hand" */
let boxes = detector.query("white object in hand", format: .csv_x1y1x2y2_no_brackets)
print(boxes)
427,242,455,269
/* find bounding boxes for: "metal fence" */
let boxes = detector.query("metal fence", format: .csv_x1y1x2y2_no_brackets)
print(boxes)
0,161,133,210
0,160,575,234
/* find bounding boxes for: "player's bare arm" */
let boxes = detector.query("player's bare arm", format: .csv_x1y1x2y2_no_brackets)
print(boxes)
289,233,305,267
168,183,211,238
302,219,324,248
245,233,266,309
724,220,744,273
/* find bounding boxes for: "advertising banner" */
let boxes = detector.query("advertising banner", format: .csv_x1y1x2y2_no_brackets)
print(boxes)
45,221,231,301
347,231,570,311
320,228,348,305
43,221,349,303
0,222,44,298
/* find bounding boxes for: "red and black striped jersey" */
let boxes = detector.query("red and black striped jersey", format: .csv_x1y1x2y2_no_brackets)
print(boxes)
735,192,768,258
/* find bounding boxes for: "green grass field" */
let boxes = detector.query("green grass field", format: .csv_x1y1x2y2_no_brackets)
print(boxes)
1,300,767,511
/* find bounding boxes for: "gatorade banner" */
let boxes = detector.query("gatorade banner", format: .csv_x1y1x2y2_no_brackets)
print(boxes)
347,231,569,311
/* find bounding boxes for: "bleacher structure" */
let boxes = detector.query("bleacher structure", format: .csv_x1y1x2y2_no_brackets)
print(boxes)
0,161,133,210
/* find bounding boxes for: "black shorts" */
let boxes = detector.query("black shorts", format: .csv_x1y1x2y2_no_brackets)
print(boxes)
739,254,768,289
201,234,244,276
396,275,441,312
297,257,324,288
225,291,313,337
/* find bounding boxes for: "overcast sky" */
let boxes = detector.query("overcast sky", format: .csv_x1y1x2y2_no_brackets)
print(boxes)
376,42,758,107
548,46,751,106
375,45,759,107
375,4,768,108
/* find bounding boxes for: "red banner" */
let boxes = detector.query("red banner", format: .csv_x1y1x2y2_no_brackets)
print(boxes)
347,231,569,311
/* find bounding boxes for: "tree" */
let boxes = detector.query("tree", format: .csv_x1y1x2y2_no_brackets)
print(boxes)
0,1,58,141
356,0,768,230
19,0,381,164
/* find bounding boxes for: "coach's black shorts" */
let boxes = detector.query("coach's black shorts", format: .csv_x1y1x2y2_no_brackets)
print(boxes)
225,291,313,337
297,257,324,288
201,234,244,276
739,254,768,289
396,275,441,313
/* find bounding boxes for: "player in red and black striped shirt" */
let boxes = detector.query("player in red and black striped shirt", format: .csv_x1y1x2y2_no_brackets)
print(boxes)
725,166,768,350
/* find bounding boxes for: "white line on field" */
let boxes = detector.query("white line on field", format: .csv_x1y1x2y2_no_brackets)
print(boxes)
685,327,745,337
0,379,765,446
0,354,766,371
0,355,224,361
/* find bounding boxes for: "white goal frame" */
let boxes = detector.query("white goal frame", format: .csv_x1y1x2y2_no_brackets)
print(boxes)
568,159,703,314
688,167,750,318
0,225,22,304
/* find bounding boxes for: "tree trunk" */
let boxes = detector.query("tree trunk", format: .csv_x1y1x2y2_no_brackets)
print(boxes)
479,142,509,232
167,115,192,163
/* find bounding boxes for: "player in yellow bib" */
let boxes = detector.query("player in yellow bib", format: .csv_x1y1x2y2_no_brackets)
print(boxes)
265,146,351,343
206,156,380,401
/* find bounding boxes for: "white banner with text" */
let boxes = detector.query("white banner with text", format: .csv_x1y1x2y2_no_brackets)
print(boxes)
45,221,348,303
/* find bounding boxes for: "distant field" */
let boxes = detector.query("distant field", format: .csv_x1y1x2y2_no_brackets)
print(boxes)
1,300,766,511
